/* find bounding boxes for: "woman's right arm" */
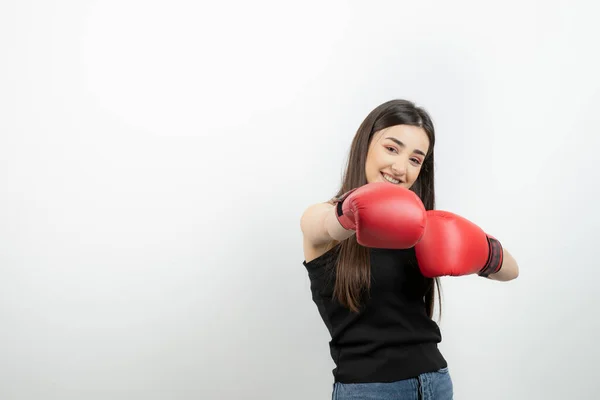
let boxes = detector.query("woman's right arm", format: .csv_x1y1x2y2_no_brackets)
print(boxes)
300,202,355,247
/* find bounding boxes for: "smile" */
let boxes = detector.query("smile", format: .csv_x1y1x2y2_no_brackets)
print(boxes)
382,173,401,184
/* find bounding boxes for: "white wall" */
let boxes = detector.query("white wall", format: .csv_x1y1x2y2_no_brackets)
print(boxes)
1,1,598,399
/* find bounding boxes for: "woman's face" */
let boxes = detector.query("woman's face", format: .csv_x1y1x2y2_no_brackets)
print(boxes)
364,124,430,189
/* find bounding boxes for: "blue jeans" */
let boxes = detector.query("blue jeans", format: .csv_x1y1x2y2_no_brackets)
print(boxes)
332,367,453,399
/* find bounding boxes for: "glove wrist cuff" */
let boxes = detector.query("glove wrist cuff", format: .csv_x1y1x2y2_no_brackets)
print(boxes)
332,189,358,230
479,236,504,277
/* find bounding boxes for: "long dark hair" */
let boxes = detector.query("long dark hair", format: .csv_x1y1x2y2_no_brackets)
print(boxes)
330,99,441,319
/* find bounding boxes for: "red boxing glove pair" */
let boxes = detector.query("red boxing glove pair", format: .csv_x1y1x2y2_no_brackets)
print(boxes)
334,183,503,278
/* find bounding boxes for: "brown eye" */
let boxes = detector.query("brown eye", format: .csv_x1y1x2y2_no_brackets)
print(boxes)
386,146,398,153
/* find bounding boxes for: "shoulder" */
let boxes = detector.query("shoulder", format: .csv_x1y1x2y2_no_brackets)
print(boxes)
300,201,335,233
300,200,338,263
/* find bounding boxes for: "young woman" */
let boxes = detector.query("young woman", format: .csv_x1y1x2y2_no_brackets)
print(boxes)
300,99,519,400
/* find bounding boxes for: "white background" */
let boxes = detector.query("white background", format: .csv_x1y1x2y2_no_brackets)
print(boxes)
1,1,599,399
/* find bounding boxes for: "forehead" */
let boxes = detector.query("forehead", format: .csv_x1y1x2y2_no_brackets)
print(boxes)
373,125,430,150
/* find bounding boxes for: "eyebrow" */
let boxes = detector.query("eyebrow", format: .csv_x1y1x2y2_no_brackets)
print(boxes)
385,137,427,157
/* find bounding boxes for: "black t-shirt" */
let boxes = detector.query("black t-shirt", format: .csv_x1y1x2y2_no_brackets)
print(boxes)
303,244,447,383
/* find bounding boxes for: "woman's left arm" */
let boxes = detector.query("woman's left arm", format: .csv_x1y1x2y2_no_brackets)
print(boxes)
487,248,519,281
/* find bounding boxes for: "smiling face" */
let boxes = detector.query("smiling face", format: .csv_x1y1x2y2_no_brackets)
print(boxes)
364,124,430,189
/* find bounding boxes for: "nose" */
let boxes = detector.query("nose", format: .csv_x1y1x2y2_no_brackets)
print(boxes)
391,161,407,176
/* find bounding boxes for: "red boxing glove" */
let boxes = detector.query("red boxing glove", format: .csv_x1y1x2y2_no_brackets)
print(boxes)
334,182,426,249
415,210,503,278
